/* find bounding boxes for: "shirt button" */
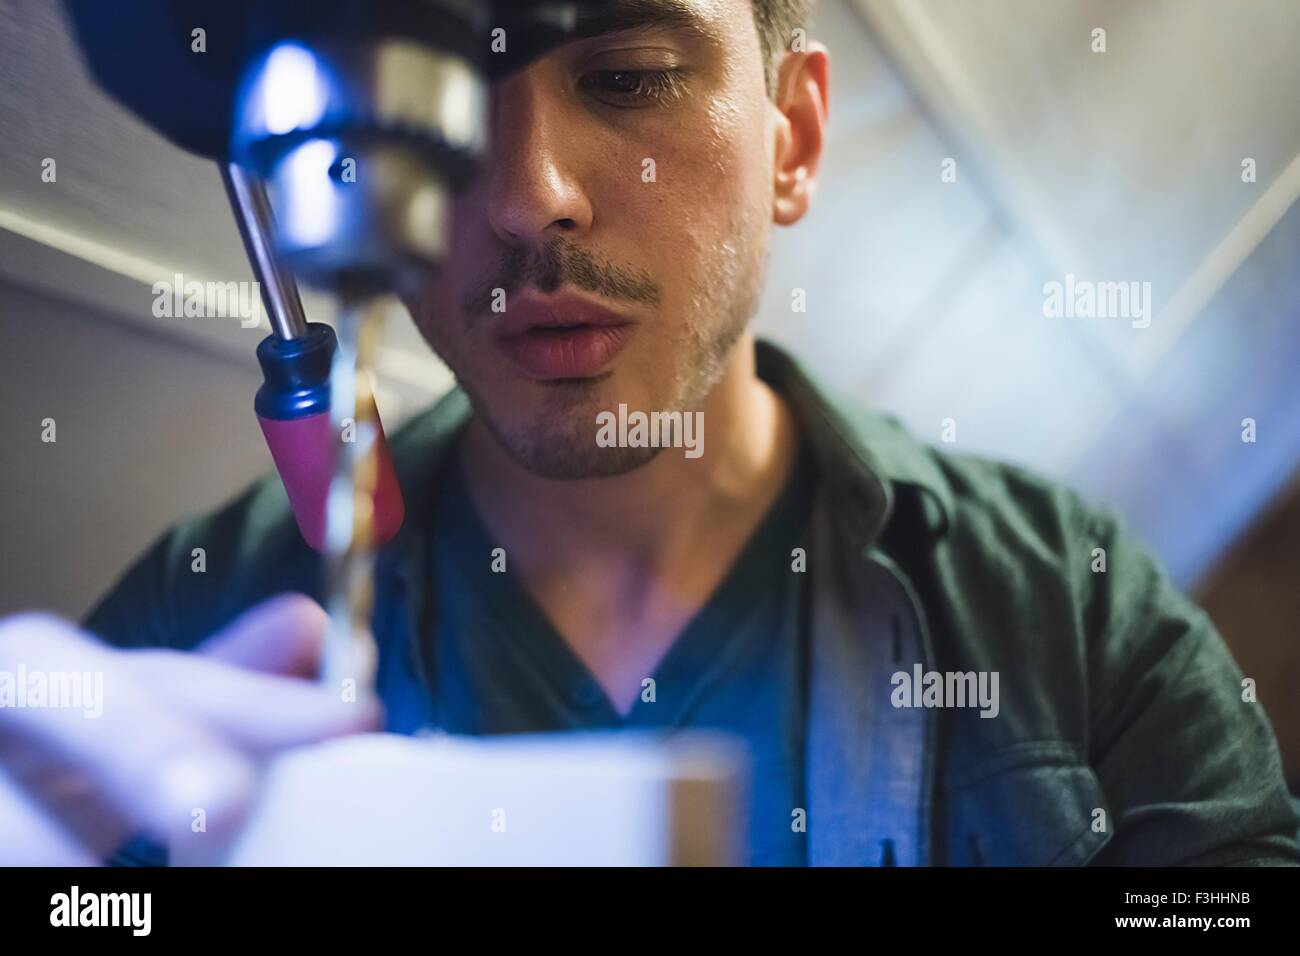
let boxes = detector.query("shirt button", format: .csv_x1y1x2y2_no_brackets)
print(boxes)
571,680,606,709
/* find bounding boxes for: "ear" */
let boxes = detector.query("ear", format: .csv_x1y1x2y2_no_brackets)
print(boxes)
772,42,830,227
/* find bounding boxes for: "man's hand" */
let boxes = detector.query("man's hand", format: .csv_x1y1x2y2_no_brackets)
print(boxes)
0,594,382,865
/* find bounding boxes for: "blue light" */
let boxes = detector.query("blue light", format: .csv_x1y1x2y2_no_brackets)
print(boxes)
260,43,328,136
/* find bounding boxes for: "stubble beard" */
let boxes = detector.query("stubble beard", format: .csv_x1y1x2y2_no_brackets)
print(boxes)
417,223,770,482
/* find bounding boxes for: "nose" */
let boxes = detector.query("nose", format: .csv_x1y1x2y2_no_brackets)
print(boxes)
483,70,594,247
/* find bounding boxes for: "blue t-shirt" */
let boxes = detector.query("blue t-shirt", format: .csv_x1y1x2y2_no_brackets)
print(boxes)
427,441,817,865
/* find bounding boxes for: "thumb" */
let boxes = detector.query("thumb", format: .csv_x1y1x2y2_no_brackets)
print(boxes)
196,593,328,678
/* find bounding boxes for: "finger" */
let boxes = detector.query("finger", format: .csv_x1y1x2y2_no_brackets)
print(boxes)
0,767,97,866
128,648,383,753
195,592,328,678
0,614,257,858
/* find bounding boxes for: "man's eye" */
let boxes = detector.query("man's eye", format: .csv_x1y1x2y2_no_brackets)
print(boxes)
580,69,685,107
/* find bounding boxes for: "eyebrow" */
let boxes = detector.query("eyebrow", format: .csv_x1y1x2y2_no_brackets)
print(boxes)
571,0,717,42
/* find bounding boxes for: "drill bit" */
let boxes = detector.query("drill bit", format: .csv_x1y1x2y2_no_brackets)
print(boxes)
320,294,388,698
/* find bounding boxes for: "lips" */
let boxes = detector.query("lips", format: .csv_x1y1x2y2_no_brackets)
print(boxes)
492,292,637,380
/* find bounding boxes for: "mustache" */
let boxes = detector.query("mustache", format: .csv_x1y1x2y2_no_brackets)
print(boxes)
461,239,661,315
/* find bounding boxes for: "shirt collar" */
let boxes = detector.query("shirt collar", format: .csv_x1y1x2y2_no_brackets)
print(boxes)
375,339,955,585
754,339,954,542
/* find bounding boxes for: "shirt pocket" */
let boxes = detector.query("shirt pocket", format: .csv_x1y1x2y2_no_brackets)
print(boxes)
938,739,1112,866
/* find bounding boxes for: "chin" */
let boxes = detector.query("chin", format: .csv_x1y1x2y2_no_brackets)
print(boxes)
469,378,660,481
498,419,664,480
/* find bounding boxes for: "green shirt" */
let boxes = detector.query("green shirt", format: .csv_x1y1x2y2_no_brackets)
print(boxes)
428,437,817,865
84,341,1300,865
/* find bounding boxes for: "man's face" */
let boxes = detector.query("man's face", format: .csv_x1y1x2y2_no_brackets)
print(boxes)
410,0,781,479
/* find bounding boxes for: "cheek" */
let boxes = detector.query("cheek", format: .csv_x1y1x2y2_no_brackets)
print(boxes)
610,107,766,283
650,107,772,311
414,200,496,342
702,97,774,234
410,270,458,346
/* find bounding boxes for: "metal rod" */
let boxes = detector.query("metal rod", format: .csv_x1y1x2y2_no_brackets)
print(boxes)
320,295,386,695
220,161,309,340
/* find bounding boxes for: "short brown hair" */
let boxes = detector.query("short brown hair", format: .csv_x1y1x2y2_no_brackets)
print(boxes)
751,0,815,94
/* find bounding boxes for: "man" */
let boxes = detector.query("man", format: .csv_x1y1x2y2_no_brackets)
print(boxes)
2,0,1297,866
